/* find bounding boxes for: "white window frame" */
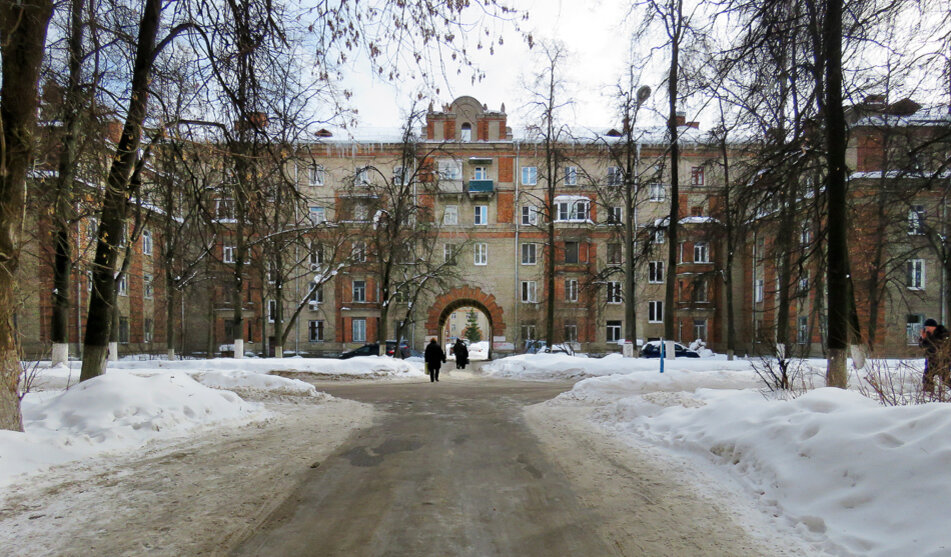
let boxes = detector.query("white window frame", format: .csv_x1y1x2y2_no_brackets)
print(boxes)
564,323,578,342
907,259,925,290
438,159,462,181
754,279,764,303
443,205,458,225
909,205,925,235
607,166,622,186
474,243,488,266
474,205,488,225
118,274,129,296
352,280,366,302
141,229,152,255
649,261,664,283
521,243,537,265
564,166,578,186
555,199,590,222
309,320,325,342
521,166,538,185
652,228,665,244
693,318,707,342
607,243,622,265
355,166,371,186
352,318,366,342
607,320,622,342
444,244,457,265
907,314,924,345
521,205,538,225
566,278,579,302
460,123,472,142
309,164,325,186
268,299,278,323
607,206,622,224
353,241,366,262
474,166,488,180
144,318,153,343
797,316,809,345
521,280,537,303
693,242,709,263
690,166,704,186
649,183,666,202
648,300,664,323
309,206,326,225
143,274,153,299
393,165,408,185
694,278,708,302
607,281,622,304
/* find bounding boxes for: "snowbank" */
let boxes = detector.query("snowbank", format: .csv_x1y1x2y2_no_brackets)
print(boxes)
483,352,748,381
104,355,425,379
1,372,268,487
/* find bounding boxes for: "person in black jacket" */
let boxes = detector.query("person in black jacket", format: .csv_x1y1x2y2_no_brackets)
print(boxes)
424,339,446,382
453,339,469,370
919,318,951,396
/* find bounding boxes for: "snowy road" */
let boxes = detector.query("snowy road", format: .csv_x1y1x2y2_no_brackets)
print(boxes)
231,371,782,557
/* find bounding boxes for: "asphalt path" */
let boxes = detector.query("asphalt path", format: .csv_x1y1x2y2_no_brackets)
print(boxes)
230,368,616,556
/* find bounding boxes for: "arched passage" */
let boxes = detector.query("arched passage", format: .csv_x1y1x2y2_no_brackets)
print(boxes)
426,287,505,359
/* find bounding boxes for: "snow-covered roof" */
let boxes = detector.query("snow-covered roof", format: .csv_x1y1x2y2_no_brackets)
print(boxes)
852,105,951,128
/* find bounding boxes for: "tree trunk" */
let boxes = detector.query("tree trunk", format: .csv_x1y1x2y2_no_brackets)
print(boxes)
824,0,849,388
81,0,162,381
165,267,176,360
664,32,681,341
0,0,55,430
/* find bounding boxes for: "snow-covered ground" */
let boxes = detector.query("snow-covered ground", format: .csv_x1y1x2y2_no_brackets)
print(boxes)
487,352,948,557
3,356,423,488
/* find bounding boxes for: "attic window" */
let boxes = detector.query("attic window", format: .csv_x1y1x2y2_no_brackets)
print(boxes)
461,123,472,142
605,129,622,137
316,129,333,138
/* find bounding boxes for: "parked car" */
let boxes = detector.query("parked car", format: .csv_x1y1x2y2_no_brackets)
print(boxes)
339,343,380,359
523,340,574,356
639,341,700,358
385,340,410,358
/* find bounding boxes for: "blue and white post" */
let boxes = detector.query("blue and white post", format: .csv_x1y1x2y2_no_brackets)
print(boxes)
659,338,665,373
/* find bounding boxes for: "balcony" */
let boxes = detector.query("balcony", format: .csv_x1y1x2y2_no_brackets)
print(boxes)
467,180,494,194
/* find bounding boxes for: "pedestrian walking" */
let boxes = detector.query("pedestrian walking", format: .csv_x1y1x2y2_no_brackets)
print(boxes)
425,338,446,382
454,339,469,370
919,318,951,397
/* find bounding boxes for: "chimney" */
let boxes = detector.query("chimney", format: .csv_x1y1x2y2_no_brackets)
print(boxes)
686,121,700,129
675,111,686,126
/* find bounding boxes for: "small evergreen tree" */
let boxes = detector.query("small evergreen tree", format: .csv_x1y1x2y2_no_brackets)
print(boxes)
463,310,482,343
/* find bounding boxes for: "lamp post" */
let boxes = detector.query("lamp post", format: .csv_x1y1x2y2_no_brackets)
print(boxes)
623,85,651,355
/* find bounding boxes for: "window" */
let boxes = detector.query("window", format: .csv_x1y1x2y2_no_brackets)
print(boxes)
355,166,370,186
521,166,537,185
606,206,622,224
144,318,153,343
798,272,809,295
607,281,622,304
521,324,537,340
353,241,366,262
693,242,709,263
268,300,278,323
521,205,538,225
649,261,664,283
309,206,326,225
352,202,369,221
521,281,537,303
754,279,764,303
474,243,488,265
607,243,622,265
474,205,488,225
86,218,98,240
312,284,329,306
797,316,809,345
564,323,578,342
309,164,325,186
800,224,812,246
652,228,665,244
564,241,579,264
909,205,925,235
693,278,708,302
564,166,578,186
118,316,130,344
309,320,325,342
649,183,666,202
216,199,235,220
144,274,153,299
648,300,664,323
353,280,366,302
521,243,537,265
443,205,458,225
694,318,707,342
607,166,622,186
907,259,925,290
461,123,472,142
223,245,236,263
690,166,704,186
142,229,152,255
444,244,458,265
607,320,622,342
555,199,589,221
907,314,924,345
393,165,407,185
438,159,462,180
86,270,93,292
118,274,129,296
310,243,324,267
474,166,488,180
352,318,366,342
566,279,578,302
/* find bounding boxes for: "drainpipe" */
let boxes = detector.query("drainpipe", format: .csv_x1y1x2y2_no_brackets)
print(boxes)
514,141,520,351
752,229,758,353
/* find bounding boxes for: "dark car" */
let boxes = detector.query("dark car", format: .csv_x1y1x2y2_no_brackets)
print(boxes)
639,341,700,358
338,343,380,359
385,340,410,358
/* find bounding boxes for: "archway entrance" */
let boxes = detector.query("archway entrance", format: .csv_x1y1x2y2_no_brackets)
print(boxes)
426,287,506,360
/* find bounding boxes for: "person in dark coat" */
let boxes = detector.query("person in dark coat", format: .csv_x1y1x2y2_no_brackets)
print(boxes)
454,339,469,370
424,339,446,382
919,318,951,396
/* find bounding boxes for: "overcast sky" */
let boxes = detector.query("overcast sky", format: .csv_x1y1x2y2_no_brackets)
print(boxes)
341,0,657,132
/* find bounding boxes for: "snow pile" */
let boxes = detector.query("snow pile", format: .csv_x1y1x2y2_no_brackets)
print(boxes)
565,368,951,556
105,355,425,379
189,370,323,398
1,372,267,486
483,352,746,381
